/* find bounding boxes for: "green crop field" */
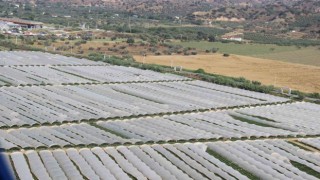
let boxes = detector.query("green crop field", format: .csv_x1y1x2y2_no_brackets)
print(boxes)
172,41,320,66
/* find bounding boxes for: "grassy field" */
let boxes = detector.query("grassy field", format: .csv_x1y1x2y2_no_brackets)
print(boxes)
134,54,320,93
171,41,320,66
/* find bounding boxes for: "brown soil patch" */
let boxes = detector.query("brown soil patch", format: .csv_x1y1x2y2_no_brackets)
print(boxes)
134,54,320,93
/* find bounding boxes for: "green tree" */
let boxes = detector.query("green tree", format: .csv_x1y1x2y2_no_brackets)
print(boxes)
208,35,216,42
126,37,135,44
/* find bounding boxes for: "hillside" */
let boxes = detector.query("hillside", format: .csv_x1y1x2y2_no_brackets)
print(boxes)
9,0,320,16
188,0,320,37
5,0,319,37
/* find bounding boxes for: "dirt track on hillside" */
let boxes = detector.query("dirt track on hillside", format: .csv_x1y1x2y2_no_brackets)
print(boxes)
134,54,320,93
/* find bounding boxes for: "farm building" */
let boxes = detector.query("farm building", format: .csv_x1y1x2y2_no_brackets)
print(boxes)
0,21,21,32
0,18,43,29
222,35,243,42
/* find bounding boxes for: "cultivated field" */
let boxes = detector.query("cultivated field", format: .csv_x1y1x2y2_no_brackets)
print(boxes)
1,52,320,180
172,41,320,67
134,54,320,93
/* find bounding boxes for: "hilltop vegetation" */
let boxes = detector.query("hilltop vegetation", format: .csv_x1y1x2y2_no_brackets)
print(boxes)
0,0,319,42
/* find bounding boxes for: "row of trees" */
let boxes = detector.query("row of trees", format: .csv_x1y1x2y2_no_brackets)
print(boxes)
244,32,320,46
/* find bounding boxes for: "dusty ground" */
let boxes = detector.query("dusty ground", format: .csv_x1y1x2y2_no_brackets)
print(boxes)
134,54,320,93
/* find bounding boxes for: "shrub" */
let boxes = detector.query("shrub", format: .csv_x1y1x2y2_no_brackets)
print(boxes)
194,68,206,74
223,53,230,57
68,36,76,40
74,42,81,46
191,51,197,55
149,47,157,53
119,45,127,49
126,37,135,44
309,92,320,99
252,81,262,86
211,48,219,53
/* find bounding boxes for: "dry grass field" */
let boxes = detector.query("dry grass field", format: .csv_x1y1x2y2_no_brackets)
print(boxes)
172,41,320,67
134,54,320,93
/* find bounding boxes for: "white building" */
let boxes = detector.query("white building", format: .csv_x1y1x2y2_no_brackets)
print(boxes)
222,35,243,42
0,21,21,33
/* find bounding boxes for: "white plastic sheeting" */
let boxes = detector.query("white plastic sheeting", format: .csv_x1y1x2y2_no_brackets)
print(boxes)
56,65,189,83
0,66,92,86
39,150,68,180
0,81,289,128
298,138,320,150
140,145,193,180
0,51,104,66
97,110,297,142
235,102,320,135
91,147,130,180
52,149,83,180
3,102,319,150
0,65,188,86
79,148,116,180
207,139,320,180
186,80,286,103
25,150,51,180
117,146,162,180
104,147,148,179
8,141,319,179
11,152,33,180
66,148,100,180
0,123,131,149
128,145,178,180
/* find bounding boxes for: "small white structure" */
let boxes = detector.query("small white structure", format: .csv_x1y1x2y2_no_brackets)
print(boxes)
280,87,292,95
222,36,242,42
174,66,183,72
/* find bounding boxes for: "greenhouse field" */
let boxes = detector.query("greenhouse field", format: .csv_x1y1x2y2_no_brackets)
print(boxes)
0,81,288,128
0,66,188,86
0,52,319,180
3,140,320,180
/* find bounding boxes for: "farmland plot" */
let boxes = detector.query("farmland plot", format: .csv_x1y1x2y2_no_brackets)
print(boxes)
0,51,105,66
207,139,320,179
0,66,92,85
1,52,320,180
0,81,288,128
3,140,320,180
298,138,320,150
97,102,320,143
0,123,134,150
54,65,189,83
234,102,320,135
0,65,188,86
1,102,320,150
